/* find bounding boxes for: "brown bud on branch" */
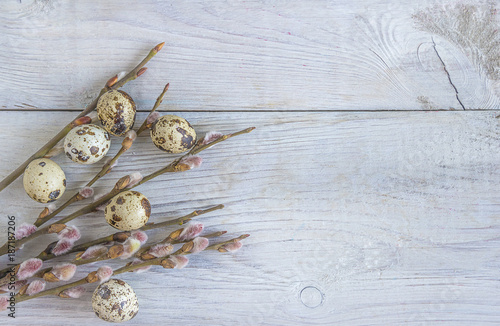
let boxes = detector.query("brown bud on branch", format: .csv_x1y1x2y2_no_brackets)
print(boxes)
137,67,147,77
107,244,125,259
112,231,131,243
71,116,92,128
114,175,131,191
47,224,66,234
106,75,119,88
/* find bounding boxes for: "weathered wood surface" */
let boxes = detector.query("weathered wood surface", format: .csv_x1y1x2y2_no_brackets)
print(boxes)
0,111,499,325
1,0,500,325
0,0,499,111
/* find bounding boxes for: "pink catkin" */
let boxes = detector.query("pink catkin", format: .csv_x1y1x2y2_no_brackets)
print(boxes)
178,223,204,241
127,172,143,188
146,112,161,125
131,230,148,245
17,258,43,280
120,239,142,259
130,259,152,273
58,226,81,241
96,266,113,283
59,286,86,299
47,203,56,213
170,255,189,269
0,280,27,292
79,187,94,199
125,130,137,141
179,156,202,169
148,243,173,258
221,241,243,252
15,223,37,240
52,239,74,256
80,245,107,260
26,280,46,296
0,297,8,311
191,237,209,254
51,263,77,281
116,71,127,81
201,131,223,145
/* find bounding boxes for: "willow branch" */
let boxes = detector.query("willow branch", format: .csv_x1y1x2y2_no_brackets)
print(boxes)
34,82,170,227
0,205,223,284
0,127,253,256
206,234,250,251
0,42,164,193
15,233,249,303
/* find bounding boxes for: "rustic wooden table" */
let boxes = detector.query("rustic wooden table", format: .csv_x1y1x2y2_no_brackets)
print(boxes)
0,1,499,325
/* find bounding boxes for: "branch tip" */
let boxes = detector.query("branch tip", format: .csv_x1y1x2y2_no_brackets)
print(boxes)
155,42,165,52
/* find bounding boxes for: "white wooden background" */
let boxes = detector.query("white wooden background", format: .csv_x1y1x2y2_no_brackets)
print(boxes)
0,0,499,325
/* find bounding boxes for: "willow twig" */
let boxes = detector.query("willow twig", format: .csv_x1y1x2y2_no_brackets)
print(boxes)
34,83,170,227
0,42,164,193
15,234,249,303
0,128,254,256
0,205,223,284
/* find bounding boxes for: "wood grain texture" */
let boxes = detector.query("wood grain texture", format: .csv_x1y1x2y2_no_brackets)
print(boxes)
0,0,499,111
0,111,499,325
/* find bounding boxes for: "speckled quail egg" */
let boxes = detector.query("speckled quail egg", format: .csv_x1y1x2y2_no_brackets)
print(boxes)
23,158,66,203
150,115,196,153
92,279,139,323
104,191,151,231
64,124,111,164
96,90,136,136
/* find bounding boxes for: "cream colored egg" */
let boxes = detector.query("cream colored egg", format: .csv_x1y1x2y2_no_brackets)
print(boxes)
150,115,196,153
104,191,150,231
23,158,66,203
96,90,136,136
64,124,111,164
92,279,139,323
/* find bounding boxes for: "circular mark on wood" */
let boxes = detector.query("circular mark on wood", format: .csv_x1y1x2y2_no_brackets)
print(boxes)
299,286,323,308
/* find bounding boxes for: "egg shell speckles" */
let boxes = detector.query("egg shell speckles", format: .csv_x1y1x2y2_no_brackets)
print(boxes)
150,115,196,153
64,124,111,164
104,191,151,231
92,279,139,323
23,158,66,203
97,90,136,136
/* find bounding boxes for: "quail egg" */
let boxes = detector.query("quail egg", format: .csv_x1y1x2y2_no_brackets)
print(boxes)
104,191,151,231
150,115,196,153
96,90,136,136
23,158,66,203
64,124,111,164
92,279,139,323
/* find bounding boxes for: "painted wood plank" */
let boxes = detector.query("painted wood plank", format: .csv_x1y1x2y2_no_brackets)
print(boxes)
0,111,499,325
0,0,499,111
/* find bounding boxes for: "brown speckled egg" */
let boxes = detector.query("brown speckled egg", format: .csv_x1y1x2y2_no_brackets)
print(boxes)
96,90,136,136
104,191,150,231
64,124,111,164
23,158,66,203
150,115,196,153
92,279,139,323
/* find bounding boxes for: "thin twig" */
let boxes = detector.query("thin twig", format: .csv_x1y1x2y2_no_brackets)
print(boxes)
0,205,223,284
0,128,254,256
34,83,170,227
15,234,248,303
0,42,165,193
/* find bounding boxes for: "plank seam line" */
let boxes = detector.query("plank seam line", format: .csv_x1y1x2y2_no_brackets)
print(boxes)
431,37,466,111
0,109,497,113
